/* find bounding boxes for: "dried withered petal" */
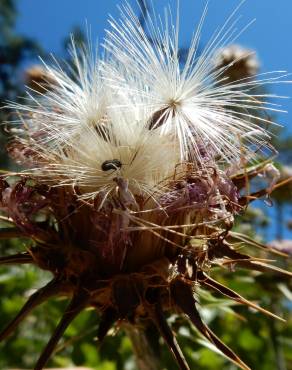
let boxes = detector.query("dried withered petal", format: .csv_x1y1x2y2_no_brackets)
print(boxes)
217,175,239,209
159,168,240,220
6,139,43,166
159,178,209,212
0,178,52,239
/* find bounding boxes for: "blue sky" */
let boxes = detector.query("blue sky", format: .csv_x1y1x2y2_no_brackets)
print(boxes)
15,0,292,241
15,0,292,130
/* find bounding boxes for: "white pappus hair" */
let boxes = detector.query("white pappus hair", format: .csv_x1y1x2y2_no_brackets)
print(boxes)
104,1,288,165
5,1,289,203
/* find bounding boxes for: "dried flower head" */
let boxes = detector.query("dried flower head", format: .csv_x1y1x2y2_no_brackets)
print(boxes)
214,44,259,83
269,239,292,256
24,65,57,93
0,2,291,370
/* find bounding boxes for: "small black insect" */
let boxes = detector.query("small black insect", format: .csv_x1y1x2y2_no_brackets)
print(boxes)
101,159,122,171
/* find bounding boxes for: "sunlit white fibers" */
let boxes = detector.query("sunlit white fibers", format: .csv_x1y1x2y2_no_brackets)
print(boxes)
5,1,290,203
104,1,288,165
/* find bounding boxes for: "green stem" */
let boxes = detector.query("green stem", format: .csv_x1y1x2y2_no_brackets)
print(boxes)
125,324,161,370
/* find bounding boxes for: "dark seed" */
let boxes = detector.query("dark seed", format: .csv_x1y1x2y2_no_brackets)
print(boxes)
101,159,122,171
148,108,167,130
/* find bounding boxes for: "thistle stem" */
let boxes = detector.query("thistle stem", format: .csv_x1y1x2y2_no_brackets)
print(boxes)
124,325,161,370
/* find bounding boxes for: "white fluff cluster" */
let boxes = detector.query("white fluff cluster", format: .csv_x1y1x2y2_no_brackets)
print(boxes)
214,44,259,78
6,2,287,202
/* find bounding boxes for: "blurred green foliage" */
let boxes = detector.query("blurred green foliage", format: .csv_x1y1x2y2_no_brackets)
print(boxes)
0,0,41,168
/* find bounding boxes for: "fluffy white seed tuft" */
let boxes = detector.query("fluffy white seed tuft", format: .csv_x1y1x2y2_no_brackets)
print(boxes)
5,2,289,203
